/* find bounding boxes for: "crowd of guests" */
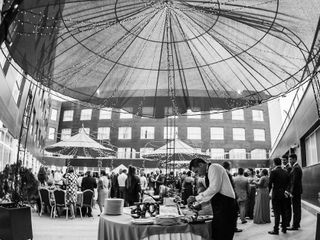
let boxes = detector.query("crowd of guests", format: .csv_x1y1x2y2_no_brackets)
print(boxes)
36,153,302,235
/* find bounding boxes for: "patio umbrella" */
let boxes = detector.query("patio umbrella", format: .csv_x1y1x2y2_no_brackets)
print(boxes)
142,139,210,162
2,0,320,117
44,129,115,158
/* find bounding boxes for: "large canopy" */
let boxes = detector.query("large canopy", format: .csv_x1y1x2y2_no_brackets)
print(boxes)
143,139,210,161
3,0,320,117
44,129,115,158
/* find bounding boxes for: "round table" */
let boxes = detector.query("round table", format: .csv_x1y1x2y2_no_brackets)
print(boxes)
98,214,212,240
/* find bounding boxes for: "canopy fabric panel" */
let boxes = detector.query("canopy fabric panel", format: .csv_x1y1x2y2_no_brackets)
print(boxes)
4,0,320,117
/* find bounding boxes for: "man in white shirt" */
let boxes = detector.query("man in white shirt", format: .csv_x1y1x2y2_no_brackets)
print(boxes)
140,172,148,200
188,158,237,240
117,169,127,201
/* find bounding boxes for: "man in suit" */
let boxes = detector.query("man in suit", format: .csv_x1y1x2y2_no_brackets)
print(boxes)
81,171,97,217
288,153,303,230
282,155,292,228
268,157,290,235
233,168,249,224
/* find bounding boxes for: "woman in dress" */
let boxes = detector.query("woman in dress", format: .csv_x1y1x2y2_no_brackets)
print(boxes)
65,166,78,219
97,170,109,214
253,169,271,224
182,171,195,205
125,165,141,206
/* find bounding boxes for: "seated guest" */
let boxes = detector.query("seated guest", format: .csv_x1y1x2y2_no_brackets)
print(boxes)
81,171,97,217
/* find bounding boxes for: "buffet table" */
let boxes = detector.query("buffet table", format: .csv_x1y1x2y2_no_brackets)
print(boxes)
98,214,212,240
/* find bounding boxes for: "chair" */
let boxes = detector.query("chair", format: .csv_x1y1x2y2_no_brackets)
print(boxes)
82,189,94,217
53,189,69,220
76,192,83,219
38,188,55,218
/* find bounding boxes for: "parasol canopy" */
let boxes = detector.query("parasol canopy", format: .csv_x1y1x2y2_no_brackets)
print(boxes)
2,0,320,117
44,129,115,158
111,164,128,173
143,139,210,161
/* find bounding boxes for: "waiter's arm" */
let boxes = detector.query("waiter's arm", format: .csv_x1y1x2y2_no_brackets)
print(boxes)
195,165,222,203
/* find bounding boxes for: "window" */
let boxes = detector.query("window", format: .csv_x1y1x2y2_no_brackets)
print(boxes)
119,109,133,119
12,72,24,104
251,149,267,159
117,147,134,158
99,107,112,119
232,109,244,120
48,128,55,140
164,127,178,139
97,127,110,140
211,148,225,159
50,109,58,121
140,127,154,139
210,127,224,140
80,109,92,121
79,128,90,135
233,128,245,141
140,148,154,158
187,127,201,140
187,109,201,119
210,110,223,119
61,129,71,141
0,45,9,67
118,127,132,139
229,149,246,159
63,110,73,121
305,127,320,166
141,107,154,118
253,129,265,141
252,110,264,121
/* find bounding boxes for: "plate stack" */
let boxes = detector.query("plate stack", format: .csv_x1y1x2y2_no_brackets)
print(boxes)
131,218,154,225
155,215,181,226
104,198,124,215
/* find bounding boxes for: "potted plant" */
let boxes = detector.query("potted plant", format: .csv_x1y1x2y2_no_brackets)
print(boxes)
0,161,38,240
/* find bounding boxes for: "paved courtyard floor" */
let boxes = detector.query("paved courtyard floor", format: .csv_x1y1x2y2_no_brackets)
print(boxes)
32,206,317,240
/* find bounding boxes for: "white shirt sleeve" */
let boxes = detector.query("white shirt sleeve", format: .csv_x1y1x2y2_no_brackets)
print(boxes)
195,164,235,203
195,164,222,203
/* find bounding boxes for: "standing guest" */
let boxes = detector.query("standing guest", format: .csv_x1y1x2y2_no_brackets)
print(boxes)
222,161,243,233
65,166,78,219
182,171,195,205
246,168,256,220
54,170,63,188
77,172,84,189
282,155,292,228
125,166,141,206
37,166,48,186
253,169,270,224
287,153,303,231
148,172,156,192
234,168,250,224
175,172,182,192
140,172,148,200
268,158,290,235
118,169,127,201
110,172,119,198
97,170,109,215
187,158,237,240
154,170,165,195
81,171,97,217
